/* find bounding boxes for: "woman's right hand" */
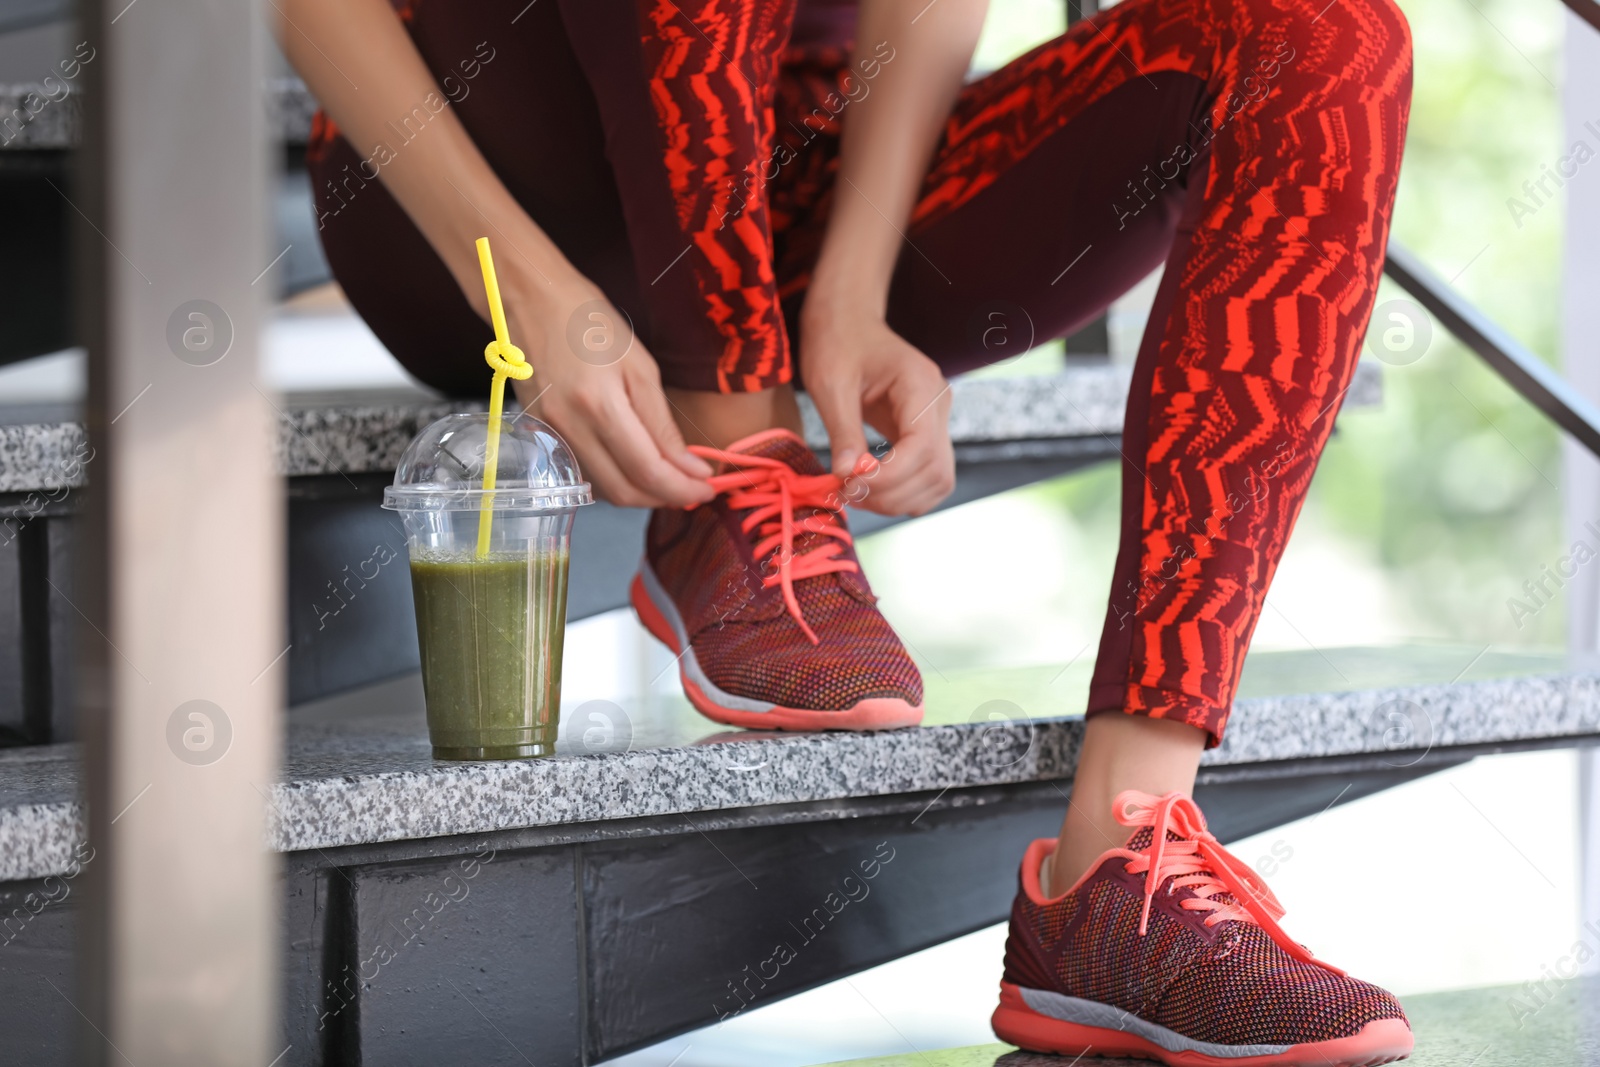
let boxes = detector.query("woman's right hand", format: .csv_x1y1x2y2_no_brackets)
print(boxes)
496,265,715,509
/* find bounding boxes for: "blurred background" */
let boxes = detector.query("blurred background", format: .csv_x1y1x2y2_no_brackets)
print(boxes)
0,0,1586,1062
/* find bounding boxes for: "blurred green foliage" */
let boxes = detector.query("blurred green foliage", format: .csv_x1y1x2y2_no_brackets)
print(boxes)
1329,0,1569,647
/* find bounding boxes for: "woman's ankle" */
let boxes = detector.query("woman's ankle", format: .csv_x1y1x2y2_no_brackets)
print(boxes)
1048,712,1207,892
664,385,803,449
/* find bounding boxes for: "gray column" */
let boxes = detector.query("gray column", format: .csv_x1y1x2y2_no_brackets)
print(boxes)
75,0,283,1062
1560,9,1600,977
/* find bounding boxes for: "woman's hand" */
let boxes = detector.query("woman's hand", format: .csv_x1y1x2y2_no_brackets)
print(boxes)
274,0,712,510
795,0,982,517
800,296,954,517
498,264,714,509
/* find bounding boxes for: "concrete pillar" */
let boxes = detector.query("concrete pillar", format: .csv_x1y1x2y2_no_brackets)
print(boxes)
75,0,283,1060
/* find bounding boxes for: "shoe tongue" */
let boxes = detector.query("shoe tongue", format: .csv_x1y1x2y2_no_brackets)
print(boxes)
1122,824,1246,916
1123,826,1158,853
1121,825,1189,852
726,429,825,475
720,430,873,603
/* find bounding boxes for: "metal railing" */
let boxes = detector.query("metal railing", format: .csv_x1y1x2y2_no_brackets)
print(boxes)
1383,241,1600,458
1366,0,1600,463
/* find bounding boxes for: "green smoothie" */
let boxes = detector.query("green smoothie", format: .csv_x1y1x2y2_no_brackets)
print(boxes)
409,551,569,759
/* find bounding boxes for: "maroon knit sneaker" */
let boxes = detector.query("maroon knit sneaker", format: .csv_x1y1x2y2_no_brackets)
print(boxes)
630,428,924,731
993,791,1412,1066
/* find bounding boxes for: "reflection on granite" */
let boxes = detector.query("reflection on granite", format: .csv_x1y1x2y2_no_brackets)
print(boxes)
0,362,1381,492
824,976,1600,1066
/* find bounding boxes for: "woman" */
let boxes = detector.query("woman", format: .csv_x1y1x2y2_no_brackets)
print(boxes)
280,0,1414,1061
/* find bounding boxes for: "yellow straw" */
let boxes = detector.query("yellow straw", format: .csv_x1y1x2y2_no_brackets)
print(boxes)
474,237,532,559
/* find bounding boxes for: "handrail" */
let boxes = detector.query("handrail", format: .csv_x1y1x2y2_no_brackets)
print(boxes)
1560,0,1600,35
1382,240,1600,459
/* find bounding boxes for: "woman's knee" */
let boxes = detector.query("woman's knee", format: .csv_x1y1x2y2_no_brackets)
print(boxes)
1347,0,1414,93
1301,0,1413,94
1220,0,1412,102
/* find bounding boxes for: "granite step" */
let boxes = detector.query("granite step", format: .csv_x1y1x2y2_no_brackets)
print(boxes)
2,649,1593,1065
0,363,1382,493
1,644,1591,882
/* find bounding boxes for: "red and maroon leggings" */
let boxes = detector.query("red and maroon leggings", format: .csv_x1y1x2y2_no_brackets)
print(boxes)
308,0,1412,745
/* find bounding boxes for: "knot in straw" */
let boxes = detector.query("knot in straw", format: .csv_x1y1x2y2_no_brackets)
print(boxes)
484,339,532,380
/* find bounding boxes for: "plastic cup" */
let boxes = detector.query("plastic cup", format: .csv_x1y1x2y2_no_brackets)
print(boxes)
383,412,593,760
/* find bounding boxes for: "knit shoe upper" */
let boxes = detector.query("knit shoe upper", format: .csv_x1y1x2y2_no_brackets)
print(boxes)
994,791,1412,1065
631,429,923,730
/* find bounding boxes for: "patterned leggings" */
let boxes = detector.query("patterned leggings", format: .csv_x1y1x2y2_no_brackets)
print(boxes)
308,0,1412,744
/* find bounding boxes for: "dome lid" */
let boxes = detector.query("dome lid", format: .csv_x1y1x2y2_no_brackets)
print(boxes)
382,412,594,512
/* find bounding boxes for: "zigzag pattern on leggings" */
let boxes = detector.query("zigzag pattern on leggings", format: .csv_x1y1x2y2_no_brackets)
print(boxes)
761,0,1410,743
1071,0,1410,743
640,0,799,392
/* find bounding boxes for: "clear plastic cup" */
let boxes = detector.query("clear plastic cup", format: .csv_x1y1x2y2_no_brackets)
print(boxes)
383,412,593,760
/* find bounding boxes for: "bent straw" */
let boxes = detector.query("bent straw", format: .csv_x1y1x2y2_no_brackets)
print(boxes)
474,236,532,559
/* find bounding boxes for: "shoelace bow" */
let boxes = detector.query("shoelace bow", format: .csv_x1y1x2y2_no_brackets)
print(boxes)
1115,790,1344,975
688,445,859,645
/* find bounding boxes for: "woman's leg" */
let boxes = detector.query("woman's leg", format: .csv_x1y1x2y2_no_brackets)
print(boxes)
847,3,1417,1056
662,386,805,448
821,0,1412,882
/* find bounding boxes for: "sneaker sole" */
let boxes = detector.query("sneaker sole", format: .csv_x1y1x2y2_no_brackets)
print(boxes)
992,983,1413,1066
630,565,924,732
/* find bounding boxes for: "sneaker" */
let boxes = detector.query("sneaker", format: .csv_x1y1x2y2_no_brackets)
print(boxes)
630,428,924,731
993,790,1413,1066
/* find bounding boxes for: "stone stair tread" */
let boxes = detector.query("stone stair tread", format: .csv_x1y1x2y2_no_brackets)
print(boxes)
1,644,1595,881
0,362,1382,493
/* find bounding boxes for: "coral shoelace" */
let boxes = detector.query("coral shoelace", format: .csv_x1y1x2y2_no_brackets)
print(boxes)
688,445,858,645
1115,790,1344,975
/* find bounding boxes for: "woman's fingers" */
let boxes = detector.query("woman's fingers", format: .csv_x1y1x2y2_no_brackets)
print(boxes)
846,371,954,514
855,432,954,515
807,368,871,481
550,415,666,509
584,391,716,507
624,363,716,479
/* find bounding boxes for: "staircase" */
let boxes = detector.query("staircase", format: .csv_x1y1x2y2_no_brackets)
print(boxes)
2,0,1600,1064
1,644,1595,1065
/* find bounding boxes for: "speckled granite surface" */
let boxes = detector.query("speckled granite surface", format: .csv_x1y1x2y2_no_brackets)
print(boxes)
1206,670,1600,764
0,83,84,151
0,418,88,493
0,361,1382,493
272,399,465,478
1,662,1593,881
1,77,314,150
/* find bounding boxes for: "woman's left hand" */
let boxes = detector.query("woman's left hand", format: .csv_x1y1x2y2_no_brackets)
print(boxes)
800,297,955,517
